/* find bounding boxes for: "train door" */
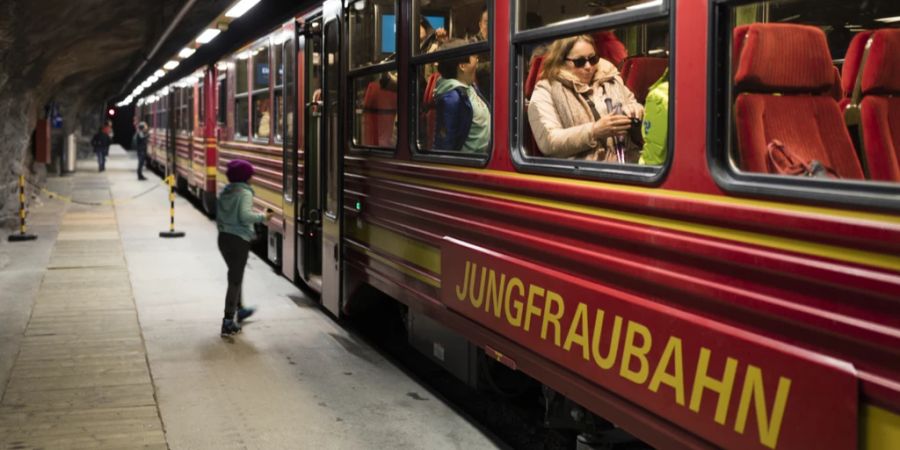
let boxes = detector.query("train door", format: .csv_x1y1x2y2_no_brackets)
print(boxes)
320,0,343,316
281,22,299,282
296,15,324,291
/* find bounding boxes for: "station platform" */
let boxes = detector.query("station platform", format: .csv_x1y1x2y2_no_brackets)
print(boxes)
0,146,500,449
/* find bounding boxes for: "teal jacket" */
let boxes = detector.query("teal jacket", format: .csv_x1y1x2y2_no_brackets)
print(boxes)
216,182,265,241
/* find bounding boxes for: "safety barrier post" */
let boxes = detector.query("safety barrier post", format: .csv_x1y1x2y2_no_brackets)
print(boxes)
8,174,37,242
159,175,185,238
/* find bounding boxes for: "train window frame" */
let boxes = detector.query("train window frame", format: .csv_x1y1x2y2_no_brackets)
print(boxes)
217,72,227,127
233,57,251,141
347,0,399,155
708,0,900,211
197,83,204,131
509,0,674,185
407,0,493,168
273,35,285,144
250,41,273,144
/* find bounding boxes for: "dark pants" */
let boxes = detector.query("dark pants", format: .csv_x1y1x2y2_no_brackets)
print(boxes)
95,148,108,171
137,150,146,178
218,232,249,320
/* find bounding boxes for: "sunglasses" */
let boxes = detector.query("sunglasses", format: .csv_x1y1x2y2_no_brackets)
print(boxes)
566,55,601,68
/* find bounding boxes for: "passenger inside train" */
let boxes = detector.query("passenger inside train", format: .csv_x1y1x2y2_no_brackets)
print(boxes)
413,0,493,155
518,1,670,166
527,35,644,162
432,39,491,153
349,0,399,148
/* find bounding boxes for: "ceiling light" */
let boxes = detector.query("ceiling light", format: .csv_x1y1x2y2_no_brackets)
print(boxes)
178,47,196,58
626,0,663,10
163,60,179,70
875,16,900,23
196,28,222,44
141,80,152,88
225,0,261,18
154,69,165,77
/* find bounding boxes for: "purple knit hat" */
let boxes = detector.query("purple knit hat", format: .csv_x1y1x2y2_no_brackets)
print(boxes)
226,159,254,183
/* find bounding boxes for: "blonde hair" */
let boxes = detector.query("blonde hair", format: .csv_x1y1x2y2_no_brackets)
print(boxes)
540,35,596,81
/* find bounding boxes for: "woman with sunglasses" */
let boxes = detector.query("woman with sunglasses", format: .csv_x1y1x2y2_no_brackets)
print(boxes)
527,34,643,162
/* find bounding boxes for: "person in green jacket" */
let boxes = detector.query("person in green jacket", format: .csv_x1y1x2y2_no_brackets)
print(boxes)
217,159,272,336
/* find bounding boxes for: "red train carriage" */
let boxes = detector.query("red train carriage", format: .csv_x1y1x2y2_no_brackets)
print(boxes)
332,0,900,448
145,0,900,448
214,25,297,270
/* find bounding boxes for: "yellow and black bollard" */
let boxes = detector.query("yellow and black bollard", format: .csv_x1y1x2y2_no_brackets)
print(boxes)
8,174,37,242
159,175,185,238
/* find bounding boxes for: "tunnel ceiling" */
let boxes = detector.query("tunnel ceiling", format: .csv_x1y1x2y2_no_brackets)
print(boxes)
0,0,230,114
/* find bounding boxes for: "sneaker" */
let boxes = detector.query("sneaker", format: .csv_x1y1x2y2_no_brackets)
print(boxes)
236,307,255,323
138,175,147,180
221,318,241,337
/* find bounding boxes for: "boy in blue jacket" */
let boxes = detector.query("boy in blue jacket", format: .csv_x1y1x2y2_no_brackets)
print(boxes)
432,39,491,153
216,159,272,336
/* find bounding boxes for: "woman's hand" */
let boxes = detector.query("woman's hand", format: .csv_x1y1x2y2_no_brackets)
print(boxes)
624,106,645,121
435,28,448,43
591,115,632,140
264,209,274,221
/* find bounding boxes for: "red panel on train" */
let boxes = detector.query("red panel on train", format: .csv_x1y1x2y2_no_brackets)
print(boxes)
440,237,857,450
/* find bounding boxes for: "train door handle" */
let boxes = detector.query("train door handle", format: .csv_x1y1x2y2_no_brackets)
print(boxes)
308,209,321,226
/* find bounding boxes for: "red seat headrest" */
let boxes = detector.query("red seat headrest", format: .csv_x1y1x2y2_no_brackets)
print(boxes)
840,30,873,97
621,56,668,103
862,29,900,95
524,55,545,100
732,25,750,67
734,23,834,94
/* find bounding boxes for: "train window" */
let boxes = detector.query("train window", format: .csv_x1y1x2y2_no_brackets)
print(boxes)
235,97,249,140
252,94,271,142
414,0,488,56
274,38,284,143
516,0,664,32
411,0,492,161
512,2,670,182
711,0,900,205
416,47,492,154
351,71,398,149
185,87,193,132
251,44,271,142
217,75,226,125
348,0,398,151
236,59,248,95
174,88,183,133
252,46,270,90
348,0,397,69
197,84,204,129
234,58,250,140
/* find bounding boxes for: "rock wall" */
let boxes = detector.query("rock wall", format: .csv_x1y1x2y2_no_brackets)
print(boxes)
0,0,228,228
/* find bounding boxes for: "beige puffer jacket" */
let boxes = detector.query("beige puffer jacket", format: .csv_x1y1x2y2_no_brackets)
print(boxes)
527,58,644,161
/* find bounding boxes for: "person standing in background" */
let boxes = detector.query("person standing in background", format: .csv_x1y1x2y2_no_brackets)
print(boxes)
91,125,111,172
132,121,149,180
216,159,272,337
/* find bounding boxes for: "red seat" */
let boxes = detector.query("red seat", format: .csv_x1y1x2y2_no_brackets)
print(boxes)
362,80,397,147
733,23,864,179
620,56,668,104
829,66,842,102
522,55,545,156
840,29,900,182
840,30,875,104
591,31,627,68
